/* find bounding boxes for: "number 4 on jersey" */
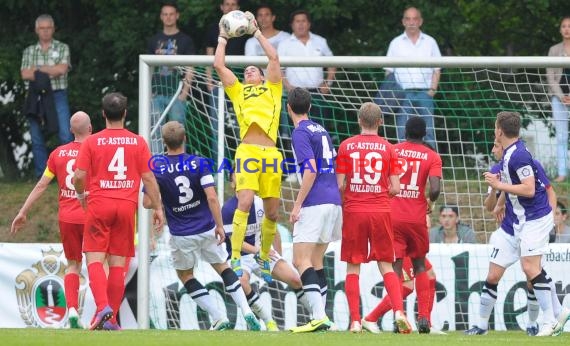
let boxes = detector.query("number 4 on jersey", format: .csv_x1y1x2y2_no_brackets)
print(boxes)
108,147,127,180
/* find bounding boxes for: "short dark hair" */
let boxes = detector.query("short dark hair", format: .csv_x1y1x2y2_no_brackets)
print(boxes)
405,116,426,140
557,200,567,215
287,87,312,115
290,9,310,24
440,205,459,216
496,111,521,138
256,4,274,15
102,92,127,121
161,0,178,11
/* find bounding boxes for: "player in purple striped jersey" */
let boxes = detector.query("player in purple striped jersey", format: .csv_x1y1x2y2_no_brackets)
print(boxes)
143,121,261,331
467,140,560,336
477,112,569,336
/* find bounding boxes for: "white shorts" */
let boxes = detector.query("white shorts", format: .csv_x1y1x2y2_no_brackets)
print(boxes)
169,227,228,270
489,228,519,268
514,212,553,258
293,204,342,244
240,250,282,276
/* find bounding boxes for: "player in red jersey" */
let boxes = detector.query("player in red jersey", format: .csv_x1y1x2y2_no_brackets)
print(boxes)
336,102,411,334
374,116,441,333
11,111,92,329
73,92,164,331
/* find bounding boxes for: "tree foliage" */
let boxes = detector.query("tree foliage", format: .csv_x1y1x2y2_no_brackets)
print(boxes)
0,0,566,179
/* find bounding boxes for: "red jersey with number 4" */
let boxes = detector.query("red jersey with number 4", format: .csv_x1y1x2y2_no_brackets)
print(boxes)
45,141,85,224
337,134,401,212
392,141,442,224
75,128,152,203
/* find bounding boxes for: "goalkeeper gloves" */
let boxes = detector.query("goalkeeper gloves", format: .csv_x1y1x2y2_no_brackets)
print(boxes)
218,15,229,40
244,11,260,36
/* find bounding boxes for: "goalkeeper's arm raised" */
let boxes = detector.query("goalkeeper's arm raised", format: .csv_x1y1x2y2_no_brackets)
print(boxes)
244,11,281,84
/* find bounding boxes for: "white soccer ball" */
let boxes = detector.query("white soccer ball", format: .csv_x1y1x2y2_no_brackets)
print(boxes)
221,10,249,38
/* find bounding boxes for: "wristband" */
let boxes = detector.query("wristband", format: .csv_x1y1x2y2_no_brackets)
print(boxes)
254,30,262,39
218,36,228,44
76,192,86,200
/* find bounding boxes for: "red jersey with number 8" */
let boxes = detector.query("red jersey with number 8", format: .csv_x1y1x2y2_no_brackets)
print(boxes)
45,141,85,224
337,134,400,212
75,128,152,203
392,141,442,224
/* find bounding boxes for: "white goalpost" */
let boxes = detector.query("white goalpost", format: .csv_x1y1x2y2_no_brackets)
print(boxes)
137,55,570,331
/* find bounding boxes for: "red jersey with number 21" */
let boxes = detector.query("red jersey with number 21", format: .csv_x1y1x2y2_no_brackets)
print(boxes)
45,141,85,224
391,141,442,224
75,128,152,203
337,134,400,212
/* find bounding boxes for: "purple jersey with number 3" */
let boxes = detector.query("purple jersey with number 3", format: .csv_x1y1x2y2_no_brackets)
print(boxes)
154,154,216,236
291,119,341,207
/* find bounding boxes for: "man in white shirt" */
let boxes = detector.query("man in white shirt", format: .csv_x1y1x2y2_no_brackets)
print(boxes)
278,10,336,141
245,5,289,56
386,7,441,150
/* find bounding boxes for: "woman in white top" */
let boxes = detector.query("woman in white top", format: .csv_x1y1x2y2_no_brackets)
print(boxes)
546,16,570,182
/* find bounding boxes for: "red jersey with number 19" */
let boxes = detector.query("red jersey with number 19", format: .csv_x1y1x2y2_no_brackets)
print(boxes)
392,141,442,224
337,134,400,212
45,141,85,224
75,128,152,203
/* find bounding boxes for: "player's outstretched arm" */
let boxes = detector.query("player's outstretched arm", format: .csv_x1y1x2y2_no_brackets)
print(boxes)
244,11,280,84
213,17,237,88
11,175,53,234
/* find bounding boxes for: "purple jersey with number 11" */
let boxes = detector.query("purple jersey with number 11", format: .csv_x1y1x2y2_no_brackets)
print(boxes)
291,119,341,208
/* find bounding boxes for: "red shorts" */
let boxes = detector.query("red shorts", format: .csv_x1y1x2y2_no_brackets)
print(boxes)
402,257,433,281
392,220,429,259
59,221,84,262
83,198,136,257
341,211,395,263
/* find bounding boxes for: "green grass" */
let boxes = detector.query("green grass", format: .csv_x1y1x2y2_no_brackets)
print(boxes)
0,329,567,346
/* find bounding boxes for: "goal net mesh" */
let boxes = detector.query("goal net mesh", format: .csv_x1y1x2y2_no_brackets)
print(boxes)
143,62,568,332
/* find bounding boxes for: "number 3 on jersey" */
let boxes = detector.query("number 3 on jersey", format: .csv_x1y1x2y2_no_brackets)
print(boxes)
108,147,127,180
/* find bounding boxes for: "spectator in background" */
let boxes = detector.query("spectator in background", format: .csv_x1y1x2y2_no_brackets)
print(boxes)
553,200,570,242
246,5,291,146
546,16,570,183
21,14,73,178
385,7,441,149
278,10,336,140
245,5,289,56
147,1,195,126
205,0,247,159
429,205,477,243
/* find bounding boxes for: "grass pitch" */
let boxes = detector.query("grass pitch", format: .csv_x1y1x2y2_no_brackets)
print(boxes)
0,329,567,346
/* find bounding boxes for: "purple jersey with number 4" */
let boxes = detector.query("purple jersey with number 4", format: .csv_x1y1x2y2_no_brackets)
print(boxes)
291,119,341,208
154,154,216,236
499,140,551,236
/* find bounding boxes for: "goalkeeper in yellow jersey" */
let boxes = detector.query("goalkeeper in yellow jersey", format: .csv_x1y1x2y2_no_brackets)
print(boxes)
214,11,282,283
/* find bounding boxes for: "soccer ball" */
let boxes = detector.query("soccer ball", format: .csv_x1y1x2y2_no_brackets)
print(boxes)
221,10,249,38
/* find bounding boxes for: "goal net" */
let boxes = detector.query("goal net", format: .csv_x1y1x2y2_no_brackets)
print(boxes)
138,55,570,332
